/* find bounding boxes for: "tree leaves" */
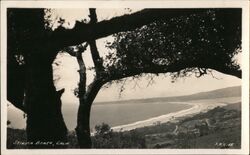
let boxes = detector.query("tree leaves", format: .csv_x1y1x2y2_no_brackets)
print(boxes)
104,9,241,81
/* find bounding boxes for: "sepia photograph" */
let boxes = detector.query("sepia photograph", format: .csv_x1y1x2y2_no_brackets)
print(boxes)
1,1,249,154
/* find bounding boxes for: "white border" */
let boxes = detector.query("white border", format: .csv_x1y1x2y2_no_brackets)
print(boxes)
1,1,249,155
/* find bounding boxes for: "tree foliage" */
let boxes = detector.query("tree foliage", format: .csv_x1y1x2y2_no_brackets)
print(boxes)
105,9,241,81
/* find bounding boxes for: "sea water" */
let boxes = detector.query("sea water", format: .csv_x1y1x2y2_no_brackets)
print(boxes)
7,101,191,130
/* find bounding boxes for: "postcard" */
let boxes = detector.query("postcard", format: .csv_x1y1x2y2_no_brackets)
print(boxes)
1,0,249,154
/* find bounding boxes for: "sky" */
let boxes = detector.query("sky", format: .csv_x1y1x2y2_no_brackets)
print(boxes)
49,8,241,104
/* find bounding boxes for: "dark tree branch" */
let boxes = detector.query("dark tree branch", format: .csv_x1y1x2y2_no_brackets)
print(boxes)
77,43,89,54
195,68,207,77
82,9,106,107
64,43,88,102
64,42,88,57
65,48,76,57
103,62,242,84
89,8,97,24
49,9,240,50
85,78,105,105
76,51,87,100
209,66,241,79
64,42,89,100
89,41,104,72
103,63,191,83
88,9,104,74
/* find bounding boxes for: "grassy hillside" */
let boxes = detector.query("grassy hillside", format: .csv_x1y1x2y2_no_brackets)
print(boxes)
140,102,241,149
95,86,241,105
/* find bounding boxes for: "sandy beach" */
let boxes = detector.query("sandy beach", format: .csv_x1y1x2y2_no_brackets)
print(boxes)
111,98,239,132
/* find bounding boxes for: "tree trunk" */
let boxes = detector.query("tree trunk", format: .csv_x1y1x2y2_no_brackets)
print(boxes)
73,50,93,148
25,56,68,148
75,78,104,148
75,102,92,148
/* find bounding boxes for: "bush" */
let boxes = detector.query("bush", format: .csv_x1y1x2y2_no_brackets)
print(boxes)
92,123,146,148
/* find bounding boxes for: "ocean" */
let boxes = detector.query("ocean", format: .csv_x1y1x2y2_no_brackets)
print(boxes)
7,101,192,130
64,101,191,130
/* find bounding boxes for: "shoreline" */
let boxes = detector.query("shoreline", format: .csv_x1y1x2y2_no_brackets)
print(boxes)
7,97,240,132
111,101,230,132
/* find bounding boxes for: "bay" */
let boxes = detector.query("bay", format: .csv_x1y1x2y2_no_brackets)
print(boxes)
7,101,191,130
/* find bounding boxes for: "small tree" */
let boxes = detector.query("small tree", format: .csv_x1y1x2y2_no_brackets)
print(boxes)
92,123,146,148
95,123,112,135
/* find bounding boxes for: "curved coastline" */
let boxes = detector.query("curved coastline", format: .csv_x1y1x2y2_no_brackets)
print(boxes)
111,101,227,132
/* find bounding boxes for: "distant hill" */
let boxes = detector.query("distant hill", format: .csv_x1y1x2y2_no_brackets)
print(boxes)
95,86,241,105
175,85,241,101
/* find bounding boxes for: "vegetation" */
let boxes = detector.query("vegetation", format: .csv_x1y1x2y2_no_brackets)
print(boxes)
7,7,241,148
145,103,241,149
7,103,241,149
92,123,146,148
106,9,241,81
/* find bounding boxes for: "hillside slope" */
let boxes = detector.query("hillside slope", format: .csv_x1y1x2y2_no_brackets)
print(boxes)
96,86,241,105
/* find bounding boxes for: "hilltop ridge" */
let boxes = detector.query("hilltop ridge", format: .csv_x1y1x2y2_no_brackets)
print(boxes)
95,86,241,105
